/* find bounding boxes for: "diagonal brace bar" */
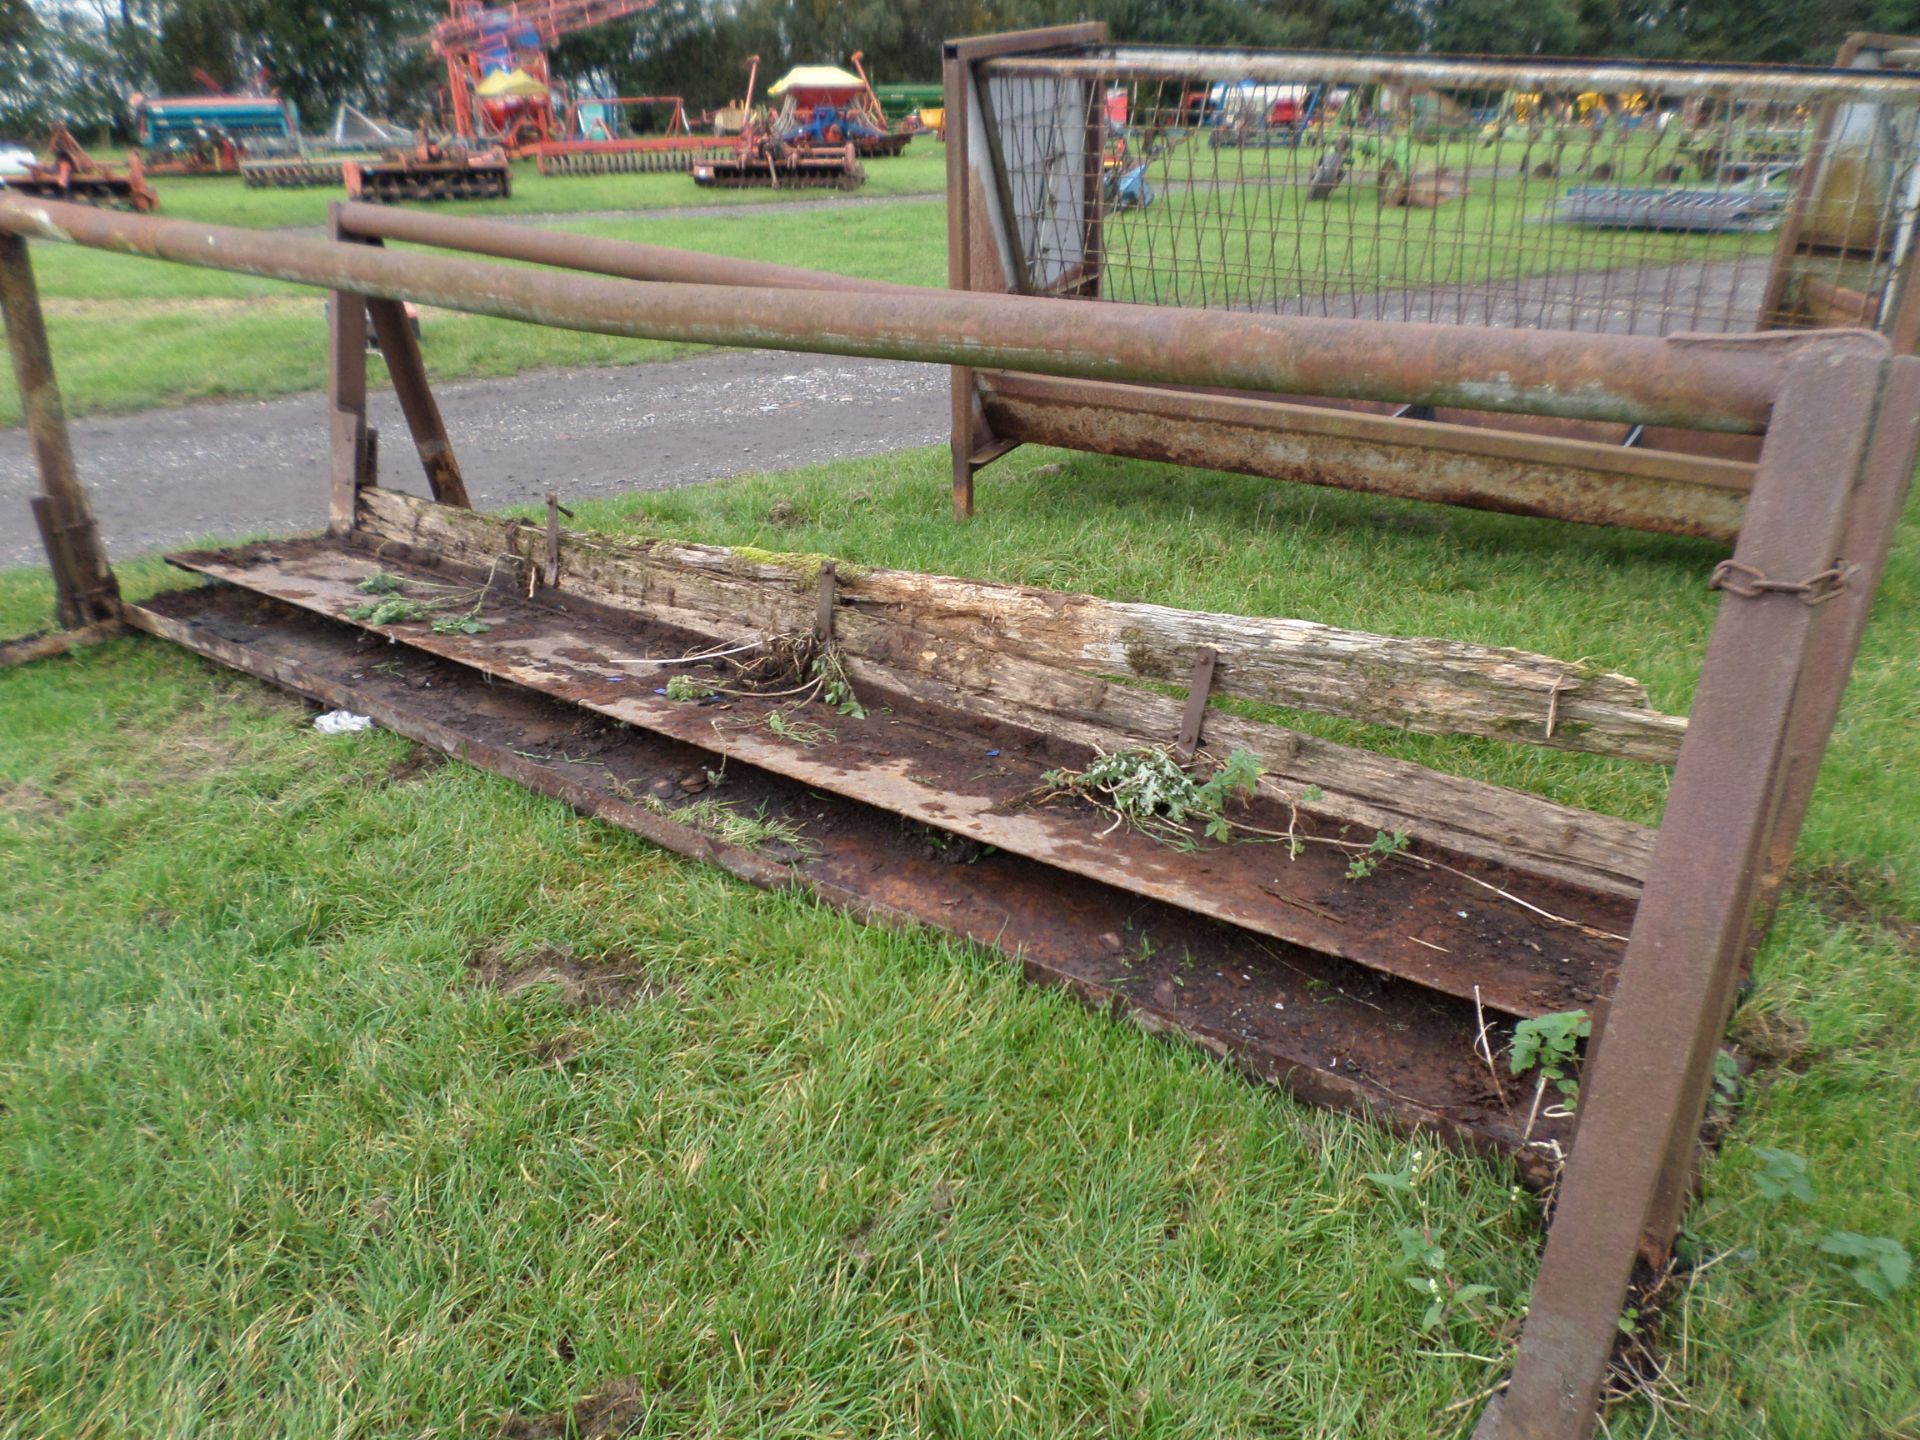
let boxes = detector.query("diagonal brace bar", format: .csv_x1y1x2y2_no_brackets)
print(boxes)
0,232,119,630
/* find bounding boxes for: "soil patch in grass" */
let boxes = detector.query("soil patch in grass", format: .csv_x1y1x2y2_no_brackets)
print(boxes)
467,940,665,1010
498,1375,652,1439
1794,860,1920,955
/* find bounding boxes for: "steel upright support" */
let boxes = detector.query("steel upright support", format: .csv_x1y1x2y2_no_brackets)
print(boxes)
327,202,373,534
1479,342,1920,1440
1749,358,1920,939
0,231,119,629
332,212,468,507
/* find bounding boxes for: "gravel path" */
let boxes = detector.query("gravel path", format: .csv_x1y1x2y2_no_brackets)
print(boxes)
0,350,948,566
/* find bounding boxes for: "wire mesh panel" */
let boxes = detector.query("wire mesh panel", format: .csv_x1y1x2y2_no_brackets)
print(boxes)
974,46,1920,339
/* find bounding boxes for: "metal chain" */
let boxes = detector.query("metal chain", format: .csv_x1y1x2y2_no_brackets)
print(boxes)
1708,559,1855,605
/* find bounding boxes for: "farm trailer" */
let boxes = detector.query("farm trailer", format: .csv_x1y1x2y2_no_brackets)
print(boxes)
2,185,1917,1440
941,29,1920,529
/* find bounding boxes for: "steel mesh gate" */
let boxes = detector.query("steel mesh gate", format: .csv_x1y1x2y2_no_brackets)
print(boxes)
943,29,1920,521
969,37,1920,336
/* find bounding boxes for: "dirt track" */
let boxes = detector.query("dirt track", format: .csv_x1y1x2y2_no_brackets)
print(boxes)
0,350,948,566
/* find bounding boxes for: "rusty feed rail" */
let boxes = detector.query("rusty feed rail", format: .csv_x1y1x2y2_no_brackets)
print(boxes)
0,194,1790,431
3,185,1916,1440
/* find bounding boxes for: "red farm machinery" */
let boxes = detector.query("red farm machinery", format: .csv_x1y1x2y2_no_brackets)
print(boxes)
2,127,158,212
691,57,868,191
342,138,513,203
424,0,659,154
532,96,735,175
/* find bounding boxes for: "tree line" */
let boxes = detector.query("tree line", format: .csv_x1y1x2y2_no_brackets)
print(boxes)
6,0,1919,143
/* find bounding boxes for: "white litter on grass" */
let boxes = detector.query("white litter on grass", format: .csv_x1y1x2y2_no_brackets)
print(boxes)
314,709,375,734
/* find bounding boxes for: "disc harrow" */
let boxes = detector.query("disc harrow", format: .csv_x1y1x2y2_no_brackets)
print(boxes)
692,142,864,190
535,142,736,176
344,147,512,204
242,159,352,189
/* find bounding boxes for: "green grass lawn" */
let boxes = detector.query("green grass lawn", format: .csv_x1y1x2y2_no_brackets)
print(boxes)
2,450,1916,1437
153,142,950,228
1102,127,1781,311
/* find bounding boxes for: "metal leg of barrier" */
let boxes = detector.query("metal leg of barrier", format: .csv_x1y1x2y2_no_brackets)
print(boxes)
1748,359,1920,947
327,202,374,535
1482,346,1916,1440
337,226,471,511
0,231,120,633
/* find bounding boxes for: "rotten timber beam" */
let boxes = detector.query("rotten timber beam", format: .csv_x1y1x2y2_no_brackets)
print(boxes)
351,487,1659,896
354,487,1686,764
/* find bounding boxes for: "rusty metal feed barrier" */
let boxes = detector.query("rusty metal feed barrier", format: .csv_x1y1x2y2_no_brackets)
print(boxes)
0,197,1784,431
3,181,1917,1440
942,29,1920,525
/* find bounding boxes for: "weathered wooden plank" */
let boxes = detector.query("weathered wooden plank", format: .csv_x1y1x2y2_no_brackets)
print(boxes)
165,537,1633,1017
353,488,1655,895
354,488,1684,763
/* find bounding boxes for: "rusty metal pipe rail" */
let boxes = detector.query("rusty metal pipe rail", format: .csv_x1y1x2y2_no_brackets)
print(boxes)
336,202,914,296
0,194,1803,431
981,46,1920,104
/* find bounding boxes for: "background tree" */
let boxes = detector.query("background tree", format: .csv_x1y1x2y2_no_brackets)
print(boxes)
10,0,1920,142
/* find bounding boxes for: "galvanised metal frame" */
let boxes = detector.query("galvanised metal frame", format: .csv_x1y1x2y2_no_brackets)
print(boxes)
3,191,1915,1440
942,27,1920,529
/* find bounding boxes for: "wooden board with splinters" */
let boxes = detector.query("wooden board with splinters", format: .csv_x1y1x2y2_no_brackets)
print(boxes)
353,488,1659,897
165,512,1644,1021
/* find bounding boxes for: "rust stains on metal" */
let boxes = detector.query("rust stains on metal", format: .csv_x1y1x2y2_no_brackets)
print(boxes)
0,231,119,628
980,374,1752,540
0,193,1828,432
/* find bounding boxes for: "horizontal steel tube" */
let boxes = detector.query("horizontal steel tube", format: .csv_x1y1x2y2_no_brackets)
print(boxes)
980,374,1751,540
0,194,1855,430
985,47,1920,103
336,202,912,295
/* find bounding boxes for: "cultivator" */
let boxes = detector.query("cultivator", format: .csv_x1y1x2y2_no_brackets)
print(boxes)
7,44,1920,1428
242,157,352,188
692,140,864,190
2,127,158,212
532,96,734,175
691,55,869,191
539,141,734,175
343,143,511,203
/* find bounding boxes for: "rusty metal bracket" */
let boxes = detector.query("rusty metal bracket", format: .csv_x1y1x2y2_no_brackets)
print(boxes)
815,561,838,645
543,493,574,589
1175,647,1219,760
1709,558,1856,604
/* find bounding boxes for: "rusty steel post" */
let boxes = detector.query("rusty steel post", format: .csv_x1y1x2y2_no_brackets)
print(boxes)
338,214,470,508
326,204,372,534
338,218,471,510
365,297,469,508
0,231,119,629
1748,359,1920,936
1479,343,1908,1440
942,24,1110,518
0,195,1795,432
